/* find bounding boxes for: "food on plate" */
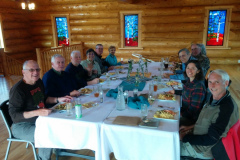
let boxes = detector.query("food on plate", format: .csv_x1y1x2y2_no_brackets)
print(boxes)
166,81,179,86
99,79,105,83
54,103,67,110
82,102,96,108
129,72,152,78
154,110,177,119
115,66,124,69
80,88,93,94
109,72,115,75
158,83,168,89
158,93,176,100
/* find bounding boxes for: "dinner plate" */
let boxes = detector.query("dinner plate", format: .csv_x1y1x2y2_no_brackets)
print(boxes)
153,110,178,121
79,88,93,95
99,78,105,84
157,93,176,101
82,102,98,109
52,102,67,110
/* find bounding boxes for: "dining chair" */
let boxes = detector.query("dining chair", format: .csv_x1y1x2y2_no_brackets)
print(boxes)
0,100,38,160
55,149,95,160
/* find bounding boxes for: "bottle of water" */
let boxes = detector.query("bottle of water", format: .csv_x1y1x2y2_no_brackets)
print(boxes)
116,86,125,111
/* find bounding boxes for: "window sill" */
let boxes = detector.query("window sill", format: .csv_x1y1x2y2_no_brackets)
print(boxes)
206,47,231,50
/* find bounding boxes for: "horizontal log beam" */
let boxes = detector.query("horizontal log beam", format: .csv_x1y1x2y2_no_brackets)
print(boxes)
142,14,204,24
71,34,119,41
142,31,203,39
70,25,120,34
142,23,204,32
70,18,119,26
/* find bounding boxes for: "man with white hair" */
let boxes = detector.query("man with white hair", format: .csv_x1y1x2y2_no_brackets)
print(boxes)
65,50,99,88
9,60,72,160
180,69,239,159
42,54,80,98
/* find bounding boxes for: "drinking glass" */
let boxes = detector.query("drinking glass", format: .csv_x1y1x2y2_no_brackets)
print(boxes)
123,90,129,105
149,83,154,93
133,88,138,98
94,86,100,98
66,103,73,116
141,104,148,119
152,78,158,92
164,57,169,70
106,72,110,86
148,91,155,107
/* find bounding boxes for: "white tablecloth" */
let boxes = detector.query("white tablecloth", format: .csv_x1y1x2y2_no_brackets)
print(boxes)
35,62,181,160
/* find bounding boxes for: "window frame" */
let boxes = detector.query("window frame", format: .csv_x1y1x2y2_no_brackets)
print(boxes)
119,11,143,50
0,14,5,49
203,6,232,49
51,14,71,47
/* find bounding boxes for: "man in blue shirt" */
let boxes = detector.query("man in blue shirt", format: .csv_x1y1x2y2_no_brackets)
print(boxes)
163,48,196,80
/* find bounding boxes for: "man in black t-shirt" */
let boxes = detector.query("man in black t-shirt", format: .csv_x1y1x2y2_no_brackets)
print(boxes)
9,60,72,160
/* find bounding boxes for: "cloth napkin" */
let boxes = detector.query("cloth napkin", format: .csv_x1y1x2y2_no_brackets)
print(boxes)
120,81,146,91
106,88,118,99
128,96,150,109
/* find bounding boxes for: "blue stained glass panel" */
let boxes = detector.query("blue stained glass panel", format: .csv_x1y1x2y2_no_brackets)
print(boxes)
55,17,69,46
124,15,138,47
207,10,227,46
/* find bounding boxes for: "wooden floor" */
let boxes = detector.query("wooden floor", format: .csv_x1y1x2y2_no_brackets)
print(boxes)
0,64,240,160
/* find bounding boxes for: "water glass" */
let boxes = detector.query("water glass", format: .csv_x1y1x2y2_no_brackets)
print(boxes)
66,103,73,116
123,90,129,105
149,83,154,93
133,88,138,97
152,78,158,92
141,104,148,119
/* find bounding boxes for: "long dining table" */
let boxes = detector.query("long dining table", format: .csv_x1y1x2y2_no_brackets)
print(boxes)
35,62,181,160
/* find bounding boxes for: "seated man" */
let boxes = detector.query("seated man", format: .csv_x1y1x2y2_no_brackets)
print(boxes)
65,50,99,88
180,69,239,159
191,43,210,77
163,48,196,80
94,44,114,73
9,60,72,160
42,54,80,98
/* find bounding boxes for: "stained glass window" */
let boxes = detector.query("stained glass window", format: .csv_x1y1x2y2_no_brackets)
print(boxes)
124,15,138,47
55,17,69,46
206,10,227,46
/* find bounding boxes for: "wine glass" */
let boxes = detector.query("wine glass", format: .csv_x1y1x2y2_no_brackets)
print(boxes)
93,86,100,98
148,91,155,107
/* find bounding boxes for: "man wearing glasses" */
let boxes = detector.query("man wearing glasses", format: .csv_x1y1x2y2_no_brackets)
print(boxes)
94,44,114,73
9,60,72,160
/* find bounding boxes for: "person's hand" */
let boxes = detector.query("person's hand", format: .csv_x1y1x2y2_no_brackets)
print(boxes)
70,90,81,97
86,63,93,72
120,61,124,64
172,61,177,67
169,66,176,72
92,69,98,74
163,73,170,79
37,108,52,116
92,78,99,84
108,66,114,71
167,90,175,94
179,125,194,140
58,96,73,102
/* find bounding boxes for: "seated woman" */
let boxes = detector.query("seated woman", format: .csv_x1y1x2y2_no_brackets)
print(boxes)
105,46,123,66
80,48,101,81
169,60,206,126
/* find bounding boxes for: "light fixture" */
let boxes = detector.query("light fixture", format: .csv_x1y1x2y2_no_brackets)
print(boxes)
21,0,35,10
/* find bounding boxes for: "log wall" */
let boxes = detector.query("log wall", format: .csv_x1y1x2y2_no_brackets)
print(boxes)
1,0,240,64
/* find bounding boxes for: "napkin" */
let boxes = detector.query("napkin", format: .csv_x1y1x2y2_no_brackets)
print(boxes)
106,88,118,99
128,96,150,109
120,81,146,91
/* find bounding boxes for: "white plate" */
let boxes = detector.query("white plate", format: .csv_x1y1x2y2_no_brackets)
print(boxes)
153,110,179,121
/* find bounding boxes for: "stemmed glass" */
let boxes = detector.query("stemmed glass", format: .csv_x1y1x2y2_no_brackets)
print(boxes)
106,72,110,86
148,84,155,107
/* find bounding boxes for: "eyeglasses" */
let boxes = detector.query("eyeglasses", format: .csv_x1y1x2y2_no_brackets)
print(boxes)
24,68,41,72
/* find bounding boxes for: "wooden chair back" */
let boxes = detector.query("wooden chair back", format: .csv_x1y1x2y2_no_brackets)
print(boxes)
36,42,84,78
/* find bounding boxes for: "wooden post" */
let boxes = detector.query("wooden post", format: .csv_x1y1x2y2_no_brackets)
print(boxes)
36,48,43,78
0,49,8,76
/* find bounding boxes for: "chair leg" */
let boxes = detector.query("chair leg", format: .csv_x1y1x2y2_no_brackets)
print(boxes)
4,140,12,160
29,142,38,160
26,142,29,148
